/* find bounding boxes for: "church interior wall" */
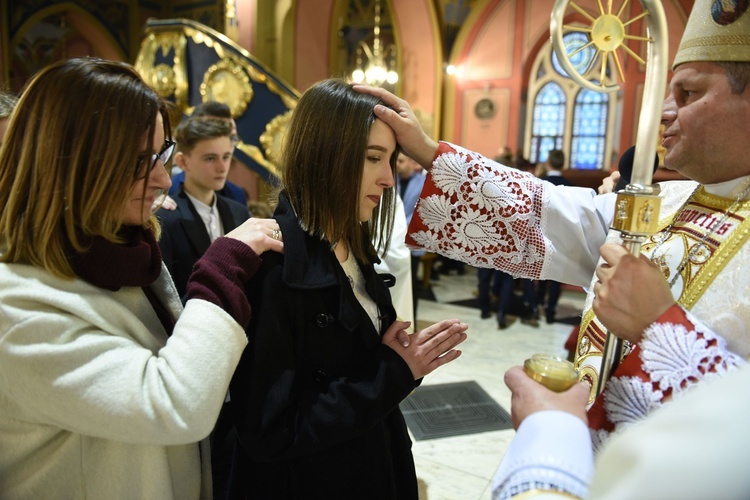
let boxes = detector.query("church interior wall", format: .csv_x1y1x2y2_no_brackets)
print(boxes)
0,0,695,191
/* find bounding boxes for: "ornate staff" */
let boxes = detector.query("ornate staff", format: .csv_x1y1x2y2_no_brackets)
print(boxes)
549,0,669,396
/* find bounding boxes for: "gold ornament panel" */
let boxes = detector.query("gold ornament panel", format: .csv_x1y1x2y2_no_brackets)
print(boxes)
136,19,301,179
151,63,176,98
134,31,188,106
199,58,254,117
260,110,293,169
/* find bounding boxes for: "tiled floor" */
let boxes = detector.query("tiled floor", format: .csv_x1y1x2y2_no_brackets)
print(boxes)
409,268,586,500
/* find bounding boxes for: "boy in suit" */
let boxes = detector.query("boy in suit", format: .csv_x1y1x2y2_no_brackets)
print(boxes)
169,101,247,206
158,118,251,302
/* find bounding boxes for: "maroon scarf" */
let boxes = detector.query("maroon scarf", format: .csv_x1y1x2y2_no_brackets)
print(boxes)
69,226,175,335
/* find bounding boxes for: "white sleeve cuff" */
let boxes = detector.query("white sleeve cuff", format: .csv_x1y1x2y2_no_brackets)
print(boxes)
492,411,594,500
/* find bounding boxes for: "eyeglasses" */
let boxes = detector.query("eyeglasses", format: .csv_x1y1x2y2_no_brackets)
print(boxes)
135,139,176,181
149,139,176,171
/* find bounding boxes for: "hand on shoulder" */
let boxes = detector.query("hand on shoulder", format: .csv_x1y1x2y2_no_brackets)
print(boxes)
224,217,284,256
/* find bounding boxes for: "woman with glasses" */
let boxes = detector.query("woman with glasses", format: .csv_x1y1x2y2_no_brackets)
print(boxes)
0,57,283,499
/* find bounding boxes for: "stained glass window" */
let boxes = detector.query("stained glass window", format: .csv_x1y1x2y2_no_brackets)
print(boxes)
527,30,613,170
551,32,595,78
530,82,565,164
571,88,608,169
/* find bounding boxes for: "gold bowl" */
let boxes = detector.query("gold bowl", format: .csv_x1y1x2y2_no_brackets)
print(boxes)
523,354,578,392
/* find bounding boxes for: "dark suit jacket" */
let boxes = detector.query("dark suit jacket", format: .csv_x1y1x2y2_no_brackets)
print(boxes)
157,188,251,301
543,172,573,186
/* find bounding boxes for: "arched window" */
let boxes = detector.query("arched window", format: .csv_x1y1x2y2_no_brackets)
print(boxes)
530,82,565,164
525,31,617,170
571,88,608,169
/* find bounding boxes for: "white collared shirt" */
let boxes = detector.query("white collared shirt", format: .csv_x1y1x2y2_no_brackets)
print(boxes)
185,191,225,242
340,250,381,333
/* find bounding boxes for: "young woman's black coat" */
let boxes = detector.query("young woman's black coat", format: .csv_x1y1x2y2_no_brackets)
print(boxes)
225,192,419,500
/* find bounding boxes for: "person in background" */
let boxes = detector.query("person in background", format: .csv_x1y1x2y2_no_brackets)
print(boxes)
494,145,513,166
598,144,662,195
170,100,247,206
374,195,416,329
0,57,283,499
396,151,426,321
477,268,515,329
540,149,571,187
157,117,251,302
225,78,468,499
0,91,18,146
537,149,572,324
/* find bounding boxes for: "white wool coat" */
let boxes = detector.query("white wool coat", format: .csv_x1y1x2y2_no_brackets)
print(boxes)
0,261,247,499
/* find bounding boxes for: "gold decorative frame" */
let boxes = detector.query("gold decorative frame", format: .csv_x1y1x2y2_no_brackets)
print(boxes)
150,63,177,97
183,25,299,109
259,110,293,168
136,19,301,179
134,31,188,106
199,58,254,117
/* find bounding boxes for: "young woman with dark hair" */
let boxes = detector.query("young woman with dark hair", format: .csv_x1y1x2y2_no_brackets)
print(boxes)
226,78,468,499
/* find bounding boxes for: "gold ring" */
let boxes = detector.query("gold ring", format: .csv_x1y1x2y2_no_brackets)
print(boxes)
272,229,281,240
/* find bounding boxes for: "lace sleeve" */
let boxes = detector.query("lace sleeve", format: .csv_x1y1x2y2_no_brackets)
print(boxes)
639,306,744,389
406,142,546,277
405,142,613,285
591,304,746,450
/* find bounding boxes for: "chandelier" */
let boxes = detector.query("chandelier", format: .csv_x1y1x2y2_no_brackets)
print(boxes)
351,0,398,86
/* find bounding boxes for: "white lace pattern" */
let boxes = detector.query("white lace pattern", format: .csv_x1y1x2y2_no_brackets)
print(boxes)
594,309,746,452
410,143,547,277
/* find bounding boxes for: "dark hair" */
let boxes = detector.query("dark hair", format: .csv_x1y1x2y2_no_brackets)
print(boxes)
0,57,170,277
192,101,233,119
174,118,233,154
279,78,398,263
717,61,750,94
547,149,565,170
